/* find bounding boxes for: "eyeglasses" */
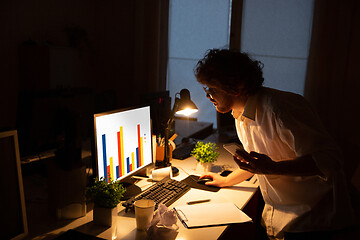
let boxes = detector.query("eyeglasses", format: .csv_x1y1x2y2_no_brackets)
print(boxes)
203,86,216,99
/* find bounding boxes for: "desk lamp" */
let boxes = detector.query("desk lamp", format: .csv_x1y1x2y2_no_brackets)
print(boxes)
160,89,198,176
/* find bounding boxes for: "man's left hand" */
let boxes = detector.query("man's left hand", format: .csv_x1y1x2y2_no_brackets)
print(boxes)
234,150,278,175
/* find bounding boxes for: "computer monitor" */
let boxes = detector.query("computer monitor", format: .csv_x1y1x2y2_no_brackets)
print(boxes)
93,106,153,198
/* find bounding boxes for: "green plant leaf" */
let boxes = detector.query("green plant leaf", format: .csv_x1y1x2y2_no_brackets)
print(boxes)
86,177,126,208
190,141,220,163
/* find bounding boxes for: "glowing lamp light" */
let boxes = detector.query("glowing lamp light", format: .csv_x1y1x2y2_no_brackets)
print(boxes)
176,108,198,116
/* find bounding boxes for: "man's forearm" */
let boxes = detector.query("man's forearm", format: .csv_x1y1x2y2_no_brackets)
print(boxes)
225,169,254,186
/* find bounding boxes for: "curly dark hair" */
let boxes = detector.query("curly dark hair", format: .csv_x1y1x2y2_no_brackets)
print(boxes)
194,49,264,95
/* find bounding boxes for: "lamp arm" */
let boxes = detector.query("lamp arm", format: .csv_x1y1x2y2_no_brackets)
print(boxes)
163,97,180,166
166,97,180,127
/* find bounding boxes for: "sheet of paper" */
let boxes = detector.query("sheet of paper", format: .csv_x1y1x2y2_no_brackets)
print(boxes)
174,202,252,228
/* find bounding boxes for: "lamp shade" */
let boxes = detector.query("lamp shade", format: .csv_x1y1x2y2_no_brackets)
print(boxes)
175,89,198,116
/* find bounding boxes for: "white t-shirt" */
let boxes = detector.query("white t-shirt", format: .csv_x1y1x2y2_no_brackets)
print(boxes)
234,87,354,240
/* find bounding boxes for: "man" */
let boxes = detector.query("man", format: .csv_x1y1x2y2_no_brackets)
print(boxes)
195,49,355,240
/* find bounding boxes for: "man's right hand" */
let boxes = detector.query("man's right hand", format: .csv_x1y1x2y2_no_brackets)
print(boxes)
199,172,228,187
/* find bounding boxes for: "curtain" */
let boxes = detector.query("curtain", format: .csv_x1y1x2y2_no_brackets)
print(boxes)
305,0,360,181
133,0,169,98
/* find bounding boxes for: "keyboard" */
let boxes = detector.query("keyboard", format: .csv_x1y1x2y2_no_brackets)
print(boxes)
122,178,190,212
172,143,196,159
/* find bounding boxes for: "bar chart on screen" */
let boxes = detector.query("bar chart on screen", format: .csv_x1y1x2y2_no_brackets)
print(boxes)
95,107,152,182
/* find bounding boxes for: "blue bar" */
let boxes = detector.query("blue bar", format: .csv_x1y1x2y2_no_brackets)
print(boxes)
102,134,107,179
127,157,130,173
136,147,139,168
116,166,119,179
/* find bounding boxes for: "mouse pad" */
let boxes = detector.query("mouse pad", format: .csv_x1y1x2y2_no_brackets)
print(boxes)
181,175,221,192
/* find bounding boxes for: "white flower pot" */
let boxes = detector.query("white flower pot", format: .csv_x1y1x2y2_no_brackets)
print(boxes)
195,161,213,174
93,206,118,227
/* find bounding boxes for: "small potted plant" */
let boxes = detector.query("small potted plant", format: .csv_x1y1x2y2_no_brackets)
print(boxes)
191,141,220,174
86,177,126,227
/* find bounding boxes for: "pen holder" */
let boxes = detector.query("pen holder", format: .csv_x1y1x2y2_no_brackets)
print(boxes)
155,140,175,162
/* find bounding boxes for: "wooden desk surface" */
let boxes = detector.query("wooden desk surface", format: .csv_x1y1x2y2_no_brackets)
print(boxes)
33,146,258,240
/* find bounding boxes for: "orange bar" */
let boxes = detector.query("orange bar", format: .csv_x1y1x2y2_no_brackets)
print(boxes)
120,127,125,176
117,131,122,177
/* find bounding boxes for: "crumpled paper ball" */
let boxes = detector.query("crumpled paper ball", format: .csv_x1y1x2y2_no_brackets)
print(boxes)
147,204,179,240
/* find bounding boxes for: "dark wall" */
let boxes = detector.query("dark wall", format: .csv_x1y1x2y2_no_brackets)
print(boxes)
0,0,154,131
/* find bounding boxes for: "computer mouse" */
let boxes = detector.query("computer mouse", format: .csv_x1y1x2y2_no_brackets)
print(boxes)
197,177,213,185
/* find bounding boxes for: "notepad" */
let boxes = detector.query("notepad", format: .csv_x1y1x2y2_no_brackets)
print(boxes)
174,202,252,228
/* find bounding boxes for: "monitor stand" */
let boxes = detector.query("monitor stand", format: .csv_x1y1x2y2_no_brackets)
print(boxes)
120,177,142,200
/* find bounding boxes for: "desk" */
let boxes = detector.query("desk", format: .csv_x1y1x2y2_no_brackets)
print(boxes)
33,146,258,240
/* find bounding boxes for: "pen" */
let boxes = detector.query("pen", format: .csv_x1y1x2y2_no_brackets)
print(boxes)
170,133,178,141
186,199,211,205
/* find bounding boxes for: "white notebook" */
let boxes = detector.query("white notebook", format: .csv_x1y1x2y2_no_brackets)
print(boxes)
174,202,252,228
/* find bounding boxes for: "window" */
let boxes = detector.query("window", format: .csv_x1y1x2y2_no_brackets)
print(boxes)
167,0,314,128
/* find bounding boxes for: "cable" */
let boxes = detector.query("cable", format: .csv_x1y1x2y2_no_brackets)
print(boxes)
175,165,191,177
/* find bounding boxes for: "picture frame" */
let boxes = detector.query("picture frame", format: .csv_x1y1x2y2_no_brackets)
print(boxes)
0,130,28,239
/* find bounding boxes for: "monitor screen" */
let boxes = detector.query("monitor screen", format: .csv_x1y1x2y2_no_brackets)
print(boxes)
94,106,153,182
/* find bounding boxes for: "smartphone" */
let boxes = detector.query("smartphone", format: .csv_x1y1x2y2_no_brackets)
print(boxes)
223,143,249,163
220,170,233,177
223,143,243,156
